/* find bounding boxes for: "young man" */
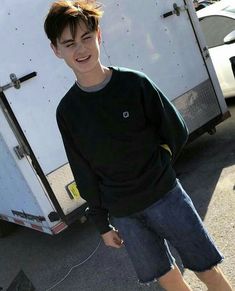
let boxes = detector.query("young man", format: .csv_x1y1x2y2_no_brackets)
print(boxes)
44,1,233,290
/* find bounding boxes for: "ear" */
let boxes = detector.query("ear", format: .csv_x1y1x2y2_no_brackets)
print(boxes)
50,43,63,59
97,27,102,45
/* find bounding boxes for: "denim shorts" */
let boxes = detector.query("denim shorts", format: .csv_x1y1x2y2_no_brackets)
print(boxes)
111,180,224,284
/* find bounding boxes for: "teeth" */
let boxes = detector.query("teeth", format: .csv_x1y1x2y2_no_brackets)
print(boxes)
76,56,89,62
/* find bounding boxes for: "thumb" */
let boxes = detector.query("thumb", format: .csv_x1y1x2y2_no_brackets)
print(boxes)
113,230,124,246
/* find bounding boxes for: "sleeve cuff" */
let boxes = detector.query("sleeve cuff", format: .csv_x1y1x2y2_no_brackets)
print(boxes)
86,207,112,234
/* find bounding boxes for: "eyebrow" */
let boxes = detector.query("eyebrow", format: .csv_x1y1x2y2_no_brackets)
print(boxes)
59,31,91,45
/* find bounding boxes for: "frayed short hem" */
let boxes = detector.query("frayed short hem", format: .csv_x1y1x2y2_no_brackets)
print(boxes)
185,257,224,273
137,264,175,286
138,278,158,286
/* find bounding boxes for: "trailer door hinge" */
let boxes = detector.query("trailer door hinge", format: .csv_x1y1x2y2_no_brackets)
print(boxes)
13,145,25,160
162,3,188,18
0,72,37,93
203,46,210,59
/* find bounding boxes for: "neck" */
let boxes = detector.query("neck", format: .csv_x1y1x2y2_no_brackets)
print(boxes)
75,63,110,88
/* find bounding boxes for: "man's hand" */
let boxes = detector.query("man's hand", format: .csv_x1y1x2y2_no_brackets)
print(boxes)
101,229,124,249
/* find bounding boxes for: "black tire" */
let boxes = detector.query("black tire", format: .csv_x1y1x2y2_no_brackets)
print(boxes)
0,220,17,238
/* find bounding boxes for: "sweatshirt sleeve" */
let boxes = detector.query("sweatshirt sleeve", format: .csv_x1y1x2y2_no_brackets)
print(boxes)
142,75,189,162
56,108,112,234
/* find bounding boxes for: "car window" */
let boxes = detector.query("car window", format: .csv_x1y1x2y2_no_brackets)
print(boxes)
199,16,235,48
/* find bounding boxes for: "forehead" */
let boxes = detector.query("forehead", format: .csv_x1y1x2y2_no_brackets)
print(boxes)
59,20,90,42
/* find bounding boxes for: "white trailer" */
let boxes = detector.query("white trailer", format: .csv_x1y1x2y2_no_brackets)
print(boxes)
0,0,230,236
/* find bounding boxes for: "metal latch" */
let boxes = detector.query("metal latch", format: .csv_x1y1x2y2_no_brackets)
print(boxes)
0,72,37,93
162,3,188,18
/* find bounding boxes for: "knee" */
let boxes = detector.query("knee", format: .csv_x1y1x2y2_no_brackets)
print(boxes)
195,266,233,291
159,265,191,291
195,266,221,284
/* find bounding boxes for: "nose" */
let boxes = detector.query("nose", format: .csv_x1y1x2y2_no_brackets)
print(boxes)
74,42,86,53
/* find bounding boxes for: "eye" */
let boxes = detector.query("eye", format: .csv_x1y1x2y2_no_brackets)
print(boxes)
83,35,92,41
66,43,74,48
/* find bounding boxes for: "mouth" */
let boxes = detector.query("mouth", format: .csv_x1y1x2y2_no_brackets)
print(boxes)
76,55,91,63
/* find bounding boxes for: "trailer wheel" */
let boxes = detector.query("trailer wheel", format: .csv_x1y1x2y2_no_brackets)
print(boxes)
0,220,17,238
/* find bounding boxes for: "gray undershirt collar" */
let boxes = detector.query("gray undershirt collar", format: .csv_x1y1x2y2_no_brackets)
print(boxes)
76,72,112,92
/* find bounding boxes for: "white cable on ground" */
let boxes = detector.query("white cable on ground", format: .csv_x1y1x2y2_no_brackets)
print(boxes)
45,239,102,291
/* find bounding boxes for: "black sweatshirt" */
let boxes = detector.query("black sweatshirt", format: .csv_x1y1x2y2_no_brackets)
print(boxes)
56,67,188,234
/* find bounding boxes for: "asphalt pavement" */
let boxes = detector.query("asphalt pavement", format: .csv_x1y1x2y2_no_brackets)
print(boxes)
0,99,234,291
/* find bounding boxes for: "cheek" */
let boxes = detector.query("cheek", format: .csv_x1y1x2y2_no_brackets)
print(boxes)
63,48,76,59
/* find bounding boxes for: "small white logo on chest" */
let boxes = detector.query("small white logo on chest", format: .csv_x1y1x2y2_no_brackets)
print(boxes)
123,111,129,118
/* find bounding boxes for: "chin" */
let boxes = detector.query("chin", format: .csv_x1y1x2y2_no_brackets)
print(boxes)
75,62,99,75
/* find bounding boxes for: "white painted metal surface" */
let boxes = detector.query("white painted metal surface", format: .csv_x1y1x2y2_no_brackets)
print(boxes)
0,105,57,231
186,0,229,113
0,0,72,173
101,0,208,98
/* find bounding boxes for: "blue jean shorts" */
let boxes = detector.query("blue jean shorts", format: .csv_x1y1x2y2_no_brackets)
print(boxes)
111,180,224,284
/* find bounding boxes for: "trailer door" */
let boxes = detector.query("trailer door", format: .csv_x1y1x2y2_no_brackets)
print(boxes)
100,0,229,133
0,0,86,219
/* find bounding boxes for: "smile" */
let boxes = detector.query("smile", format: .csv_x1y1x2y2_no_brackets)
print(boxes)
76,55,91,62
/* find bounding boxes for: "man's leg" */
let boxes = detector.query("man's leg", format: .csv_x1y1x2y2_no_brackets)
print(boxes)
158,264,192,291
195,266,233,291
144,181,230,290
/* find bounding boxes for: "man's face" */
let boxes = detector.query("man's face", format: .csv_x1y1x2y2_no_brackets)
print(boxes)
51,21,101,76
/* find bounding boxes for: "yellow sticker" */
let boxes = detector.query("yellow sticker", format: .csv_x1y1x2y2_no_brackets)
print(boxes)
67,182,80,200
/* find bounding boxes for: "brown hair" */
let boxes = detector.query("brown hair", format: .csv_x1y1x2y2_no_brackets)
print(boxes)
44,0,103,46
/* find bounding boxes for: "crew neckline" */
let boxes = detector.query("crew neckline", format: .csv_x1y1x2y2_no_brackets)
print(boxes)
75,66,117,94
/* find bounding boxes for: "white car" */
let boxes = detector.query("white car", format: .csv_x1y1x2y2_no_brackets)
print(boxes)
197,0,235,98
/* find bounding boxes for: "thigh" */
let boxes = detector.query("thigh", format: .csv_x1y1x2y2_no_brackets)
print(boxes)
144,180,224,271
111,214,175,283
